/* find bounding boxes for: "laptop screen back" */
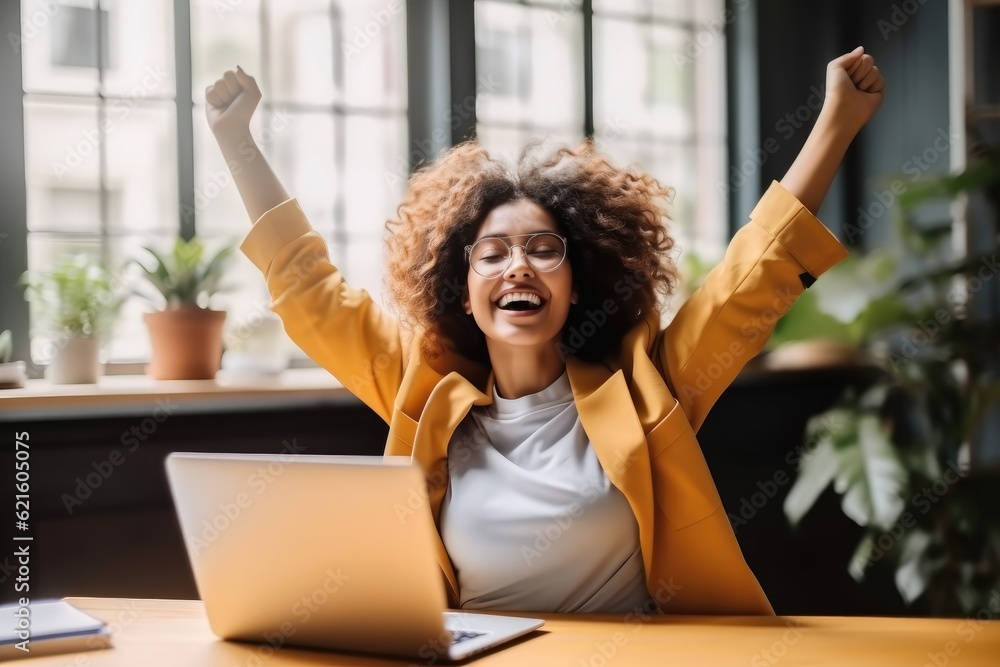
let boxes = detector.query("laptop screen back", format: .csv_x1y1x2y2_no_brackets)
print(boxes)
166,453,450,658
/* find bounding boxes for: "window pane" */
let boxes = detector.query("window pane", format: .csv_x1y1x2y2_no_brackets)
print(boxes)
21,0,100,94
694,140,727,250
594,18,692,141
99,0,175,98
592,0,647,17
475,125,525,162
341,236,386,307
476,126,582,163
191,0,262,104
693,0,727,24
340,0,408,109
343,115,407,236
593,0,698,21
476,1,583,132
593,0,726,251
263,110,337,237
268,0,334,106
52,5,109,68
106,102,178,233
651,0,692,21
24,99,101,233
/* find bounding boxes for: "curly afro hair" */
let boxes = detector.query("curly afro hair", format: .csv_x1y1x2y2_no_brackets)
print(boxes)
384,140,680,365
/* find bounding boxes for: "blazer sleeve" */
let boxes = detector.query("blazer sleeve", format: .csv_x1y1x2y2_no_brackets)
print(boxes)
240,199,406,424
653,180,850,433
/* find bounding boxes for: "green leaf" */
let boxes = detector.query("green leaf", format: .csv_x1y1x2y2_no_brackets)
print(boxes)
134,237,236,308
832,414,908,529
898,160,1000,211
894,528,932,603
0,330,11,364
848,531,878,582
849,294,914,344
769,288,853,348
196,245,235,298
19,255,122,335
783,434,838,527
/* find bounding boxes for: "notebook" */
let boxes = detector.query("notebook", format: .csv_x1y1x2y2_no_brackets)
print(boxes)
165,453,544,661
0,599,111,660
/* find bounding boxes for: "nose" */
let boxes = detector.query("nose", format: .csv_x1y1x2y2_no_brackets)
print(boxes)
505,245,534,278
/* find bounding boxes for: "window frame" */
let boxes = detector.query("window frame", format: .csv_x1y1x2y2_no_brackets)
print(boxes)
6,0,409,373
2,0,733,374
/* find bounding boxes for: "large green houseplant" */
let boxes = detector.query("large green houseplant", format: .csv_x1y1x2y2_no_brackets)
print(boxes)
135,236,235,380
777,149,1000,617
20,255,124,384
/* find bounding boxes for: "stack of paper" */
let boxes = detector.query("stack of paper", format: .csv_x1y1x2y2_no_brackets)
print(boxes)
1,599,112,660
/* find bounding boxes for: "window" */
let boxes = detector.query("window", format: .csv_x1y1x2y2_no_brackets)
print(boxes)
22,0,179,363
474,0,728,257
12,0,725,369
190,0,407,363
474,1,585,156
18,0,408,364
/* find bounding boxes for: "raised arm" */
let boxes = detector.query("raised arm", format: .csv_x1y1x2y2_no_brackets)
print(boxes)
205,68,406,423
658,47,884,431
780,46,885,213
205,67,290,223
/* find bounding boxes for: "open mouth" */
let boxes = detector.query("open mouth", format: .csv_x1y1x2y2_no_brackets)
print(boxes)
496,292,545,311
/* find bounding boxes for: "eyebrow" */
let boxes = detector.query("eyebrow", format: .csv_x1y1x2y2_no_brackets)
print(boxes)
475,231,557,241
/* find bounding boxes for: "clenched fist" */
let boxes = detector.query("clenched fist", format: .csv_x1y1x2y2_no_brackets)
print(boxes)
205,66,262,146
824,46,885,133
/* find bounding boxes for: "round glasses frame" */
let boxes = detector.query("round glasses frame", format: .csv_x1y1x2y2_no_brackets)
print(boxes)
464,233,569,279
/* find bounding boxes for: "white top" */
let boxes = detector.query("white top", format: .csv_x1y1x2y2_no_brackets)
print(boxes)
439,371,652,613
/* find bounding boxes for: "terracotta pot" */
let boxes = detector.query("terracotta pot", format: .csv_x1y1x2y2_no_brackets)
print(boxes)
144,307,226,380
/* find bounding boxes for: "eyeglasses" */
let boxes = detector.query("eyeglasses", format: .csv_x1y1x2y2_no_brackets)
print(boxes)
465,233,568,279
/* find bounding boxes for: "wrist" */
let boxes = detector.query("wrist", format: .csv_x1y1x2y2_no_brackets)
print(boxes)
216,130,258,161
815,104,864,144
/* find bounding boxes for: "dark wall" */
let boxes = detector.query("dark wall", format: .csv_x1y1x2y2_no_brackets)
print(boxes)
730,0,951,248
1,404,388,604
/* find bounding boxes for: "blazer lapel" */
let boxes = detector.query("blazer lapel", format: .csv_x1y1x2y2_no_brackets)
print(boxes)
412,371,492,604
567,357,656,582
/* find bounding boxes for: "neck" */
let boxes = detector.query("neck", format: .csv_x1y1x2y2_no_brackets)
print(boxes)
487,340,566,399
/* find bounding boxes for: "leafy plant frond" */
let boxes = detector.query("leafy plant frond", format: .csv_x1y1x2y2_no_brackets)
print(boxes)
832,413,908,529
780,151,1000,616
135,237,237,309
20,255,123,336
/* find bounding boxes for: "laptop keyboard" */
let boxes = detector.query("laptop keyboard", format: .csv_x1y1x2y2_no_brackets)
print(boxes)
449,629,487,645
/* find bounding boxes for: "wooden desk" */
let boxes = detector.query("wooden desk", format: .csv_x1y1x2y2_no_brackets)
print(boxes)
18,598,1000,666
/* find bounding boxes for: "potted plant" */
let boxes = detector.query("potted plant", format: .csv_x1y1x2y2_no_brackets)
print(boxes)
0,330,27,389
20,255,123,384
780,147,1000,617
135,236,235,380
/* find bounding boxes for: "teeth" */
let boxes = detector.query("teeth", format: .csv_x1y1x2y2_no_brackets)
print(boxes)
498,292,542,308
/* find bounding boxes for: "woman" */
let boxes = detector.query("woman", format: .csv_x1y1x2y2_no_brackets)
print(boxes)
206,46,884,615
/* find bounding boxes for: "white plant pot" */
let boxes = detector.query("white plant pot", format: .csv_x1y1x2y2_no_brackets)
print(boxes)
0,361,27,388
46,335,102,385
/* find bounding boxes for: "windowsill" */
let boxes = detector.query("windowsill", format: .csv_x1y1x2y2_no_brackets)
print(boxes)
0,368,356,421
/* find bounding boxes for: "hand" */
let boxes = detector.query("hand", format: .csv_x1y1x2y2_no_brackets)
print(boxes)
823,46,885,134
205,66,261,145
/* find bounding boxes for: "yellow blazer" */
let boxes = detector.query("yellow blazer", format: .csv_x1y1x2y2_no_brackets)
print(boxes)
240,180,849,615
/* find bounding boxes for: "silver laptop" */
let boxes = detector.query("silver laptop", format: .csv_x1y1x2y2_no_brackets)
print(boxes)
165,453,543,661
